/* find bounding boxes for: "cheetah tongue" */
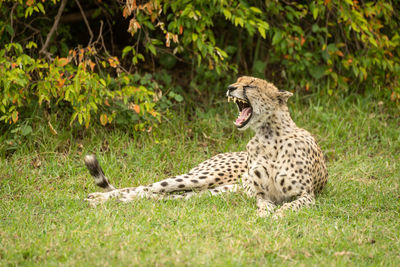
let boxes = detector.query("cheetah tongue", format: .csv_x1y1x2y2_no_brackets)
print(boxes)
235,107,252,126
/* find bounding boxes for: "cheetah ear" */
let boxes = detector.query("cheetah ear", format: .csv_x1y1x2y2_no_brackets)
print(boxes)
277,90,293,104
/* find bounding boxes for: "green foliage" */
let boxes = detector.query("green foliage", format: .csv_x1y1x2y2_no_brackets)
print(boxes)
123,0,269,73
0,0,399,139
121,0,400,97
0,42,160,129
260,0,400,97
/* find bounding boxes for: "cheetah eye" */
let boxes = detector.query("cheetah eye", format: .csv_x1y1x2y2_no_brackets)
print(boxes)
243,85,256,90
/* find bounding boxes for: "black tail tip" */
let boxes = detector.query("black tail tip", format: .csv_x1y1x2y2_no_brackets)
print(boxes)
84,154,103,177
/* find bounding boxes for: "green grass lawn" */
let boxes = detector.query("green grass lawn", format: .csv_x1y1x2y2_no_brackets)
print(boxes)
1,93,399,266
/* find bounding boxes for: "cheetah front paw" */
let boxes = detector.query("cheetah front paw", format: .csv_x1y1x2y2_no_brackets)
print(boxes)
257,209,273,218
272,212,284,220
84,192,111,206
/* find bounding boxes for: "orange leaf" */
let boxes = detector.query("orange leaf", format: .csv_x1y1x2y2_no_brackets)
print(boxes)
104,99,110,107
57,58,69,67
12,111,18,123
300,36,305,46
165,33,170,47
79,48,84,62
149,110,158,117
172,34,178,43
179,25,183,35
26,0,34,7
336,51,344,57
123,7,130,18
324,0,331,5
133,104,140,114
144,2,153,15
305,83,310,91
108,58,117,68
100,114,108,126
88,60,95,71
58,78,66,87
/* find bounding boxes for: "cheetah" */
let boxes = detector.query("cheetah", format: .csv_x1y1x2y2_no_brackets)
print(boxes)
84,76,328,217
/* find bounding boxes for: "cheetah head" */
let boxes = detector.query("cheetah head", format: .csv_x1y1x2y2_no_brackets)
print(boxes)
227,76,293,131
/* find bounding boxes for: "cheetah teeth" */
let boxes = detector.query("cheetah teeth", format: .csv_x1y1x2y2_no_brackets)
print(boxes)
228,96,247,103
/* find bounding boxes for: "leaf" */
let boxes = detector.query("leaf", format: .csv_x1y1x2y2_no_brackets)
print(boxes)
174,94,183,102
313,7,319,20
88,60,95,71
56,57,69,67
222,9,231,19
272,31,282,45
21,125,33,136
165,32,170,47
300,36,305,46
100,114,108,126
309,65,326,79
258,27,266,39
47,122,58,135
78,114,83,125
336,50,344,57
133,104,140,114
11,111,18,123
122,46,132,58
369,36,377,47
108,57,119,68
5,24,15,36
26,41,37,49
250,7,262,14
147,44,157,55
37,3,45,14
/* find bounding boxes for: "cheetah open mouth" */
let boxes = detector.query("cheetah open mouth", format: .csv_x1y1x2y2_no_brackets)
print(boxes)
228,96,253,128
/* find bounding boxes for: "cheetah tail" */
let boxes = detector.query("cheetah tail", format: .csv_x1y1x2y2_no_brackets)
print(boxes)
84,155,116,191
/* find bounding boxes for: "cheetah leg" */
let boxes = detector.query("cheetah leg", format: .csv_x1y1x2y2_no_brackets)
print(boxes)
85,183,241,205
256,194,277,217
273,192,315,218
84,152,247,205
119,184,241,202
84,172,219,206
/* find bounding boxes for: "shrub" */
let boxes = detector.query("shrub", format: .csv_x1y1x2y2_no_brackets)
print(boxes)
0,0,399,137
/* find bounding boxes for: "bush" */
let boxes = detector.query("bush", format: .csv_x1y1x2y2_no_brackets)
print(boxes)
0,0,399,136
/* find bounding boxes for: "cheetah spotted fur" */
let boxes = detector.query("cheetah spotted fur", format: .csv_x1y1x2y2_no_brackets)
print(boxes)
84,76,328,217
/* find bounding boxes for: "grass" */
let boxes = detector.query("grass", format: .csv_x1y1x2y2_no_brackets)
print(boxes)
0,92,399,266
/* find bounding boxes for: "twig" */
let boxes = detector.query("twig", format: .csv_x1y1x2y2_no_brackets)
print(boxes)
40,0,68,57
156,47,185,62
94,1,116,54
10,2,18,43
94,20,104,44
74,0,94,46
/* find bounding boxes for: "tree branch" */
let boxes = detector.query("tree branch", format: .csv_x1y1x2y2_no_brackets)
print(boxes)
74,0,94,46
10,2,18,43
40,0,68,57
